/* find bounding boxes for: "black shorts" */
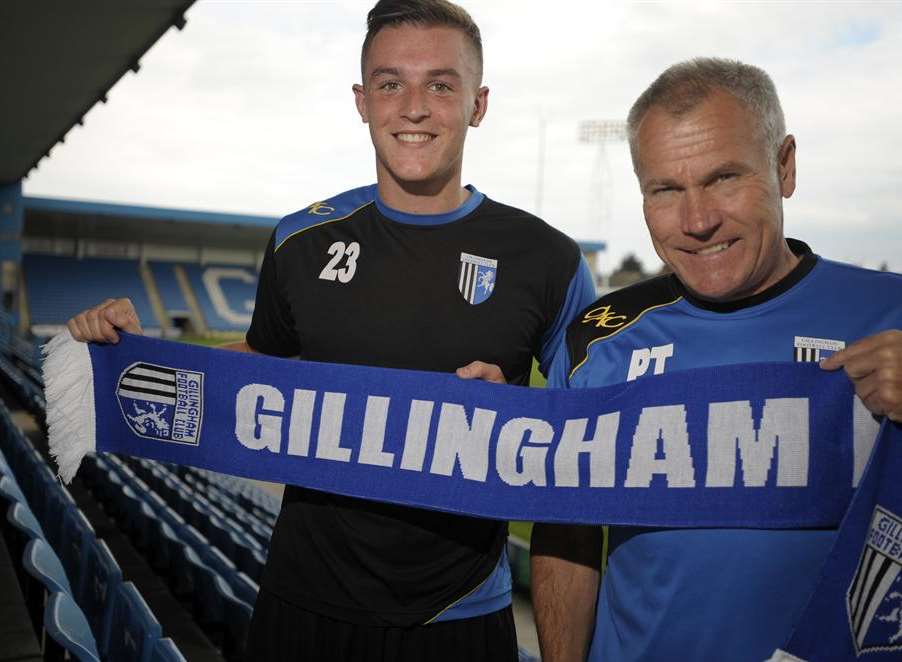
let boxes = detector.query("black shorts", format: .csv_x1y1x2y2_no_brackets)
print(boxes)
246,587,519,662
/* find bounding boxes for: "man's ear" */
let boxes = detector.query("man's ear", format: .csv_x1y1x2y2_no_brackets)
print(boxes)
777,134,796,198
352,83,368,123
469,86,489,127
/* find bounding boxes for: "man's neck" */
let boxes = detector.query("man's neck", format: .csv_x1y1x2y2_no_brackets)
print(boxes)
376,176,470,215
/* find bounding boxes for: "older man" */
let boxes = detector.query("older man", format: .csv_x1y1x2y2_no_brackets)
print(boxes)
531,58,902,662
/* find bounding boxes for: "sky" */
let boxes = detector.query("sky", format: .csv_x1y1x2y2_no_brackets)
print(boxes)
23,0,902,274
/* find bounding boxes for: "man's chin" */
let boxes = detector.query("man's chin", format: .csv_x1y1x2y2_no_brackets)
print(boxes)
678,275,740,303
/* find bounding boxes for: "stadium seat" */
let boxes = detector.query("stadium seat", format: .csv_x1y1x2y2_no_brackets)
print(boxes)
231,571,259,608
78,538,122,655
0,473,26,510
217,574,254,660
42,482,76,550
5,501,45,574
21,461,57,522
168,540,207,598
0,446,12,475
107,581,162,662
149,517,181,571
21,538,71,636
43,591,101,662
149,637,188,662
58,506,96,598
148,261,191,317
199,544,237,582
131,499,162,552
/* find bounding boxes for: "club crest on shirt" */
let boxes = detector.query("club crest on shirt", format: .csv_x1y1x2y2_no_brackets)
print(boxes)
847,505,902,655
116,362,204,446
793,336,844,363
459,252,497,305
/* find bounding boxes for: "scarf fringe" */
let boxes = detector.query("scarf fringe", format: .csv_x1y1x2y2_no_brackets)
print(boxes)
41,330,96,483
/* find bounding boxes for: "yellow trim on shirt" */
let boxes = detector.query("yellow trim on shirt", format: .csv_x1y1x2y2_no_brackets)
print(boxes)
569,296,683,380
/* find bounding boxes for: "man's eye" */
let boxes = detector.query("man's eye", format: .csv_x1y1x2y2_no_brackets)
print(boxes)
715,173,736,183
429,82,452,93
379,81,401,91
652,186,675,195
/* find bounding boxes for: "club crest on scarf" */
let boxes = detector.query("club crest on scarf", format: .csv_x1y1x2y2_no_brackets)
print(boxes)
459,252,497,305
116,362,204,446
847,506,902,655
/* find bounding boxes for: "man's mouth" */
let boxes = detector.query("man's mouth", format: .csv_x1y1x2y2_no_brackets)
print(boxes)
689,239,738,256
395,133,435,144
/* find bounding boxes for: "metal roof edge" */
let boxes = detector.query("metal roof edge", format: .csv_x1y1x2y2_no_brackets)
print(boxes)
23,196,279,229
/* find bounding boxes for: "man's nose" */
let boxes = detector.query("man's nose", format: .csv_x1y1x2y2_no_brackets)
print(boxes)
680,188,721,238
402,87,431,122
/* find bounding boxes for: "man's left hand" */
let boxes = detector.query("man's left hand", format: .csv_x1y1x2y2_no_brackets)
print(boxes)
821,329,902,422
456,361,507,384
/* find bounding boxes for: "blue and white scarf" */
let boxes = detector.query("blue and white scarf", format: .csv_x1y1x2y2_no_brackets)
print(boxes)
43,331,902,660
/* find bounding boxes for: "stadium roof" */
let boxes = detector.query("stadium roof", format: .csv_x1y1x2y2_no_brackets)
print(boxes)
0,0,195,186
24,196,278,249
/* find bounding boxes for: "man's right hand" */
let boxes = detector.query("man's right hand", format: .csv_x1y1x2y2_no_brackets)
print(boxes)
66,298,143,343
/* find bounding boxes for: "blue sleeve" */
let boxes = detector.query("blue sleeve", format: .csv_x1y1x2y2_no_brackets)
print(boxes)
545,340,573,388
538,255,596,376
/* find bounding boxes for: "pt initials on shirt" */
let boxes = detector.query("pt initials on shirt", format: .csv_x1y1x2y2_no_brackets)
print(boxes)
627,343,674,381
319,241,361,283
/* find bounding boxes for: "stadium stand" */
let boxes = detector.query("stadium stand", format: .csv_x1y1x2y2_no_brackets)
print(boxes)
0,315,284,660
22,254,159,336
180,263,257,332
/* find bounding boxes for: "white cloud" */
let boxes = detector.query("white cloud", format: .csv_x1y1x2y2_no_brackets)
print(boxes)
24,0,902,272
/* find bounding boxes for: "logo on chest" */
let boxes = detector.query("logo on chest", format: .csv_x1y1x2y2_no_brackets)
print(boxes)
459,252,498,305
793,336,844,362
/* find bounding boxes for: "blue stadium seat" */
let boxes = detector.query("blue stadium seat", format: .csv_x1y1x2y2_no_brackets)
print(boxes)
23,254,158,333
78,538,122,655
232,571,259,608
131,499,162,552
0,473,26,510
169,540,207,598
149,637,188,662
234,537,266,583
199,544,237,582
24,462,59,521
148,518,181,571
5,501,45,569
0,447,12,476
93,463,123,507
148,262,191,316
58,507,96,598
43,483,77,551
216,574,254,659
43,591,101,662
22,538,71,636
107,581,162,662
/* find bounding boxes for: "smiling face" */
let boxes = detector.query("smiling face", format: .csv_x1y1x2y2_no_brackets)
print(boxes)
353,23,488,210
635,89,799,302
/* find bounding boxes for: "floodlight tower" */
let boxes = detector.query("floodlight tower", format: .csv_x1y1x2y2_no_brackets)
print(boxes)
578,119,627,245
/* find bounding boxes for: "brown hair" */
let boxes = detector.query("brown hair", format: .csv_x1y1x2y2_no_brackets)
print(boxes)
360,0,483,81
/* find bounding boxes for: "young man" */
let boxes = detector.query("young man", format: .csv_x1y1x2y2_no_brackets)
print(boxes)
530,58,902,662
68,1,595,659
